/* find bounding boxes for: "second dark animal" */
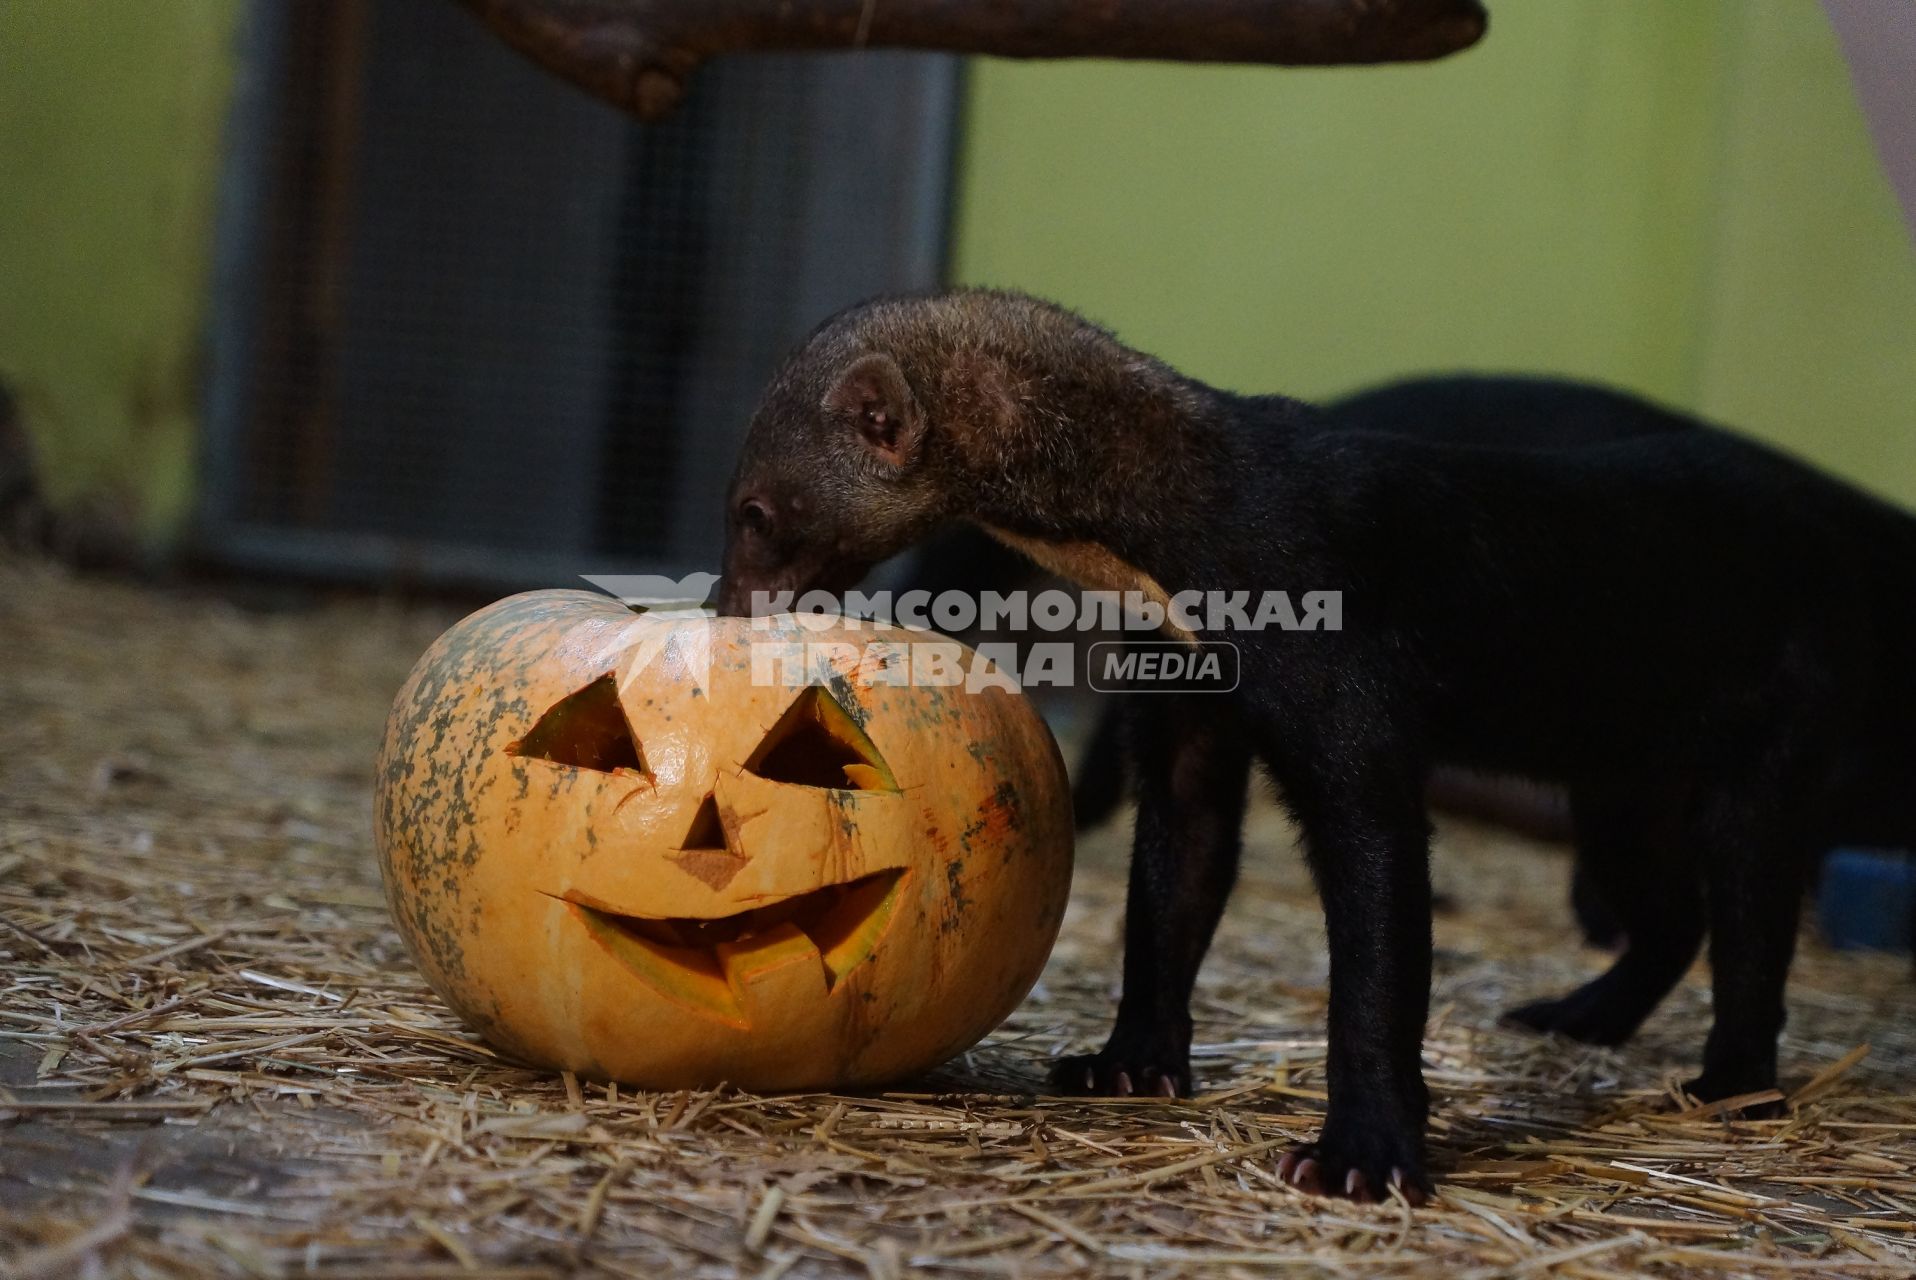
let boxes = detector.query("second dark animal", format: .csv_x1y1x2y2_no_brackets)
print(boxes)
1071,373,1701,948
716,290,1916,1203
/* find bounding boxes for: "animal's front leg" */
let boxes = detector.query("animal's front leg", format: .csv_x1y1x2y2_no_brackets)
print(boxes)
1276,761,1435,1204
1052,695,1250,1099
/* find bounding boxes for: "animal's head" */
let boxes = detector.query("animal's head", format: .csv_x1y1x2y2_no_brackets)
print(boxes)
717,303,950,615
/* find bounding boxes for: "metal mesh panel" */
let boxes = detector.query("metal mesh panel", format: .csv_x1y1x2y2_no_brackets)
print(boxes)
202,0,956,586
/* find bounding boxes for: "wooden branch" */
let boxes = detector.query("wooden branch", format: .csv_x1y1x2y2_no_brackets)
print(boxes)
456,0,1489,119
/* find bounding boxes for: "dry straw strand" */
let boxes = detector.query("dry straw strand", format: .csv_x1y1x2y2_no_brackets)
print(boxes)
2,557,1913,1278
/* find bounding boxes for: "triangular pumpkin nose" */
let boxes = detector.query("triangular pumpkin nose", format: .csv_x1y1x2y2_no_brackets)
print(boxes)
669,792,748,890
680,793,727,850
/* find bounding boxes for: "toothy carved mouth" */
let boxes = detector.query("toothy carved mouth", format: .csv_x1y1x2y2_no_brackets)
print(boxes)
566,868,908,1025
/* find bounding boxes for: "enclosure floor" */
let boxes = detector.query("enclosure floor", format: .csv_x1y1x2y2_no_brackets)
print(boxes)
3,559,1914,1278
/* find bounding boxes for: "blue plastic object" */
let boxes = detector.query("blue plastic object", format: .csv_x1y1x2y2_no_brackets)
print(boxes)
1818,849,1914,953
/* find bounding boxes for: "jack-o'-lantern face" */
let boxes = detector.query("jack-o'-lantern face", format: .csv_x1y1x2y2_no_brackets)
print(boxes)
510,675,913,1028
375,590,1073,1091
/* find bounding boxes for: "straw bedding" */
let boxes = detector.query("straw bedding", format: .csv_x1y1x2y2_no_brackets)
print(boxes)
2,557,1912,1278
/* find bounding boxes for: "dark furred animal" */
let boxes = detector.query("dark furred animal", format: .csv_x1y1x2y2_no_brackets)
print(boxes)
717,289,1916,1203
1069,374,1698,867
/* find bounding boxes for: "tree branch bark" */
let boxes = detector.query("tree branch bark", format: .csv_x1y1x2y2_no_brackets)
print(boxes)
455,0,1489,120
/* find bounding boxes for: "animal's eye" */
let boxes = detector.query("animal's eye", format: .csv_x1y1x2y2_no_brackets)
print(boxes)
737,499,772,537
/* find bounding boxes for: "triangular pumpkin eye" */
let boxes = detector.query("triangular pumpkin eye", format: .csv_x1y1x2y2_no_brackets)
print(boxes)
508,673,646,774
744,686,897,791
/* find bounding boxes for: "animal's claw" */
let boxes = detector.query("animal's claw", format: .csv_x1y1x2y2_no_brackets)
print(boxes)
1049,1049,1190,1100
1279,1139,1429,1207
1278,1153,1323,1195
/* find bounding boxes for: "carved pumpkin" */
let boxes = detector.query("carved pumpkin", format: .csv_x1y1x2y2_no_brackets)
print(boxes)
374,590,1073,1090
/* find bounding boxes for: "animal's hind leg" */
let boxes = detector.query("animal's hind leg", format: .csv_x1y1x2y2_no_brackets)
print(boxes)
1686,779,1813,1104
1504,786,1703,1046
1570,856,1625,949
1071,695,1131,830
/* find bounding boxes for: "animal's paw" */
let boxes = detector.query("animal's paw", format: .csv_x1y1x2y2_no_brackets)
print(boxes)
1277,1122,1430,1207
1501,988,1636,1047
1049,1048,1188,1099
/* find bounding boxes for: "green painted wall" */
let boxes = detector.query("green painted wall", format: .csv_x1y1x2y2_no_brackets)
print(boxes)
954,0,1916,502
0,0,244,549
3,0,1909,551
1695,4,1916,498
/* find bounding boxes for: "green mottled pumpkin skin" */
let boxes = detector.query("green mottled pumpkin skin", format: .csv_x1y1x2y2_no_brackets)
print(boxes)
375,591,1074,1090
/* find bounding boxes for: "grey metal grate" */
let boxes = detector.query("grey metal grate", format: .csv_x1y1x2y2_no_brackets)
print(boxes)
201,0,957,588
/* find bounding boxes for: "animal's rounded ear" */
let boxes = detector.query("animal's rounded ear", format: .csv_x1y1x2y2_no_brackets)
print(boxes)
824,353,924,469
